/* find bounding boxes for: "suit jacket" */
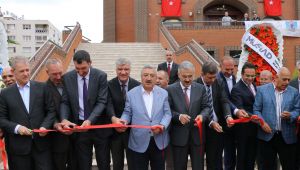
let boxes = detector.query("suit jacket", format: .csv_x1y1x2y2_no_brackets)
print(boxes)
121,85,172,153
253,83,300,144
0,81,56,155
157,62,179,84
167,82,211,146
60,67,112,137
231,80,257,137
195,77,231,127
46,80,70,153
107,77,140,118
290,78,299,91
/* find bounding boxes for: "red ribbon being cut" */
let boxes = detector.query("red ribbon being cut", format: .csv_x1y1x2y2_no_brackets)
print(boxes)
195,119,203,155
0,139,7,170
229,115,265,126
32,123,163,133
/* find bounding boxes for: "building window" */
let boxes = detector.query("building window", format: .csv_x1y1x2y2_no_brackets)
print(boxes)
8,47,16,53
6,24,15,30
7,36,16,41
35,47,40,51
43,36,47,41
35,24,49,33
23,35,31,41
230,50,242,58
35,36,42,41
23,24,31,30
22,47,31,53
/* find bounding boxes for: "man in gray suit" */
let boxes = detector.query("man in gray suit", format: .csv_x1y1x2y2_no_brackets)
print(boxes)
60,50,111,170
116,65,172,170
167,61,211,170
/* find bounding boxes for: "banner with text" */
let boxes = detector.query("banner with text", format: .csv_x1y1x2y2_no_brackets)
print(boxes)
245,21,300,37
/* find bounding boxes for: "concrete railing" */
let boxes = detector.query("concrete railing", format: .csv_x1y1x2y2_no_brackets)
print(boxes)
160,22,219,66
30,23,81,80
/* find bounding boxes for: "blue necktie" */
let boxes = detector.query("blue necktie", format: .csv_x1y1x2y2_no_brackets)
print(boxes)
83,77,89,120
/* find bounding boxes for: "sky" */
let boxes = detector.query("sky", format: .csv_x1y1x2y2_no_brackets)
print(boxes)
0,0,103,42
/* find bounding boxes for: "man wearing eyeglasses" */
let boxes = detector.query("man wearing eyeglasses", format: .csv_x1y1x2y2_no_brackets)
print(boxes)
231,62,257,170
157,50,179,85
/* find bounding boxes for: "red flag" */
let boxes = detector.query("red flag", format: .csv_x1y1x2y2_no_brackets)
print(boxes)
161,0,181,17
264,0,282,16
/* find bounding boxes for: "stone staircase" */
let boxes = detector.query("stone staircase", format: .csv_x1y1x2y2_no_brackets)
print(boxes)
68,43,166,81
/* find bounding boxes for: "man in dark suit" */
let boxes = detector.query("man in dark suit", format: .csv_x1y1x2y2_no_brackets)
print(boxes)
60,50,112,170
107,58,140,170
231,62,257,170
0,56,56,170
44,58,74,170
167,61,211,170
157,50,179,84
217,56,242,170
195,62,234,170
255,67,299,170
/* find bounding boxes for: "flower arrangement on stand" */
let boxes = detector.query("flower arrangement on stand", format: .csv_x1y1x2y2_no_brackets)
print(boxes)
237,23,283,85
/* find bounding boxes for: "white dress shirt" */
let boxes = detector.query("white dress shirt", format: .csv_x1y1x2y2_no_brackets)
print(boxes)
15,81,30,134
225,75,233,93
273,84,285,131
77,69,90,120
142,87,153,118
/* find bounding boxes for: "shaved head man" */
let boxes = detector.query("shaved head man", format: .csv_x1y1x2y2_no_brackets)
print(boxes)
1,66,15,87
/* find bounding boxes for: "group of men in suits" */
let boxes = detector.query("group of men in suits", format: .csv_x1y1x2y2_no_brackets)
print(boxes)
1,48,300,170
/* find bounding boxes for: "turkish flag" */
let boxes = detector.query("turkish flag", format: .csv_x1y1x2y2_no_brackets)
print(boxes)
264,0,282,16
161,0,181,17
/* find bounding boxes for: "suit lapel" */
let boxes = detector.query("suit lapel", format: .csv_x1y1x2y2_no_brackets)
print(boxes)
88,69,94,100
13,84,29,115
71,71,79,109
29,81,35,114
189,83,196,113
268,84,276,107
151,87,158,119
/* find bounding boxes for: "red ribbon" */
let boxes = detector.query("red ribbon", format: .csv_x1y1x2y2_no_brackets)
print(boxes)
229,115,264,126
0,139,7,170
195,119,203,155
32,123,163,133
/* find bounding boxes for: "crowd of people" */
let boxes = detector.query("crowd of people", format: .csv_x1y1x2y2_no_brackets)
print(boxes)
0,49,300,170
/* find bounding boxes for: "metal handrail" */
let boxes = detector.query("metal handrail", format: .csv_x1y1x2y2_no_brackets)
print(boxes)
30,23,81,80
162,21,245,30
160,23,219,65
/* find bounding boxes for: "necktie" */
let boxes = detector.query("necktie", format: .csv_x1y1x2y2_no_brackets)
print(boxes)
167,63,171,77
206,85,213,106
206,85,215,120
184,87,190,109
83,77,89,120
121,83,126,102
248,84,256,96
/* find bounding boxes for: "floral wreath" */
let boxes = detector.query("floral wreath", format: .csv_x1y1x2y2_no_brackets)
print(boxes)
237,23,284,85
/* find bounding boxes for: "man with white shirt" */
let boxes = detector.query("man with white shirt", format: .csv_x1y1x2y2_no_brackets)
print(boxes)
157,50,179,84
217,56,239,170
254,67,299,170
117,65,172,170
167,61,211,170
195,62,233,170
0,56,56,170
